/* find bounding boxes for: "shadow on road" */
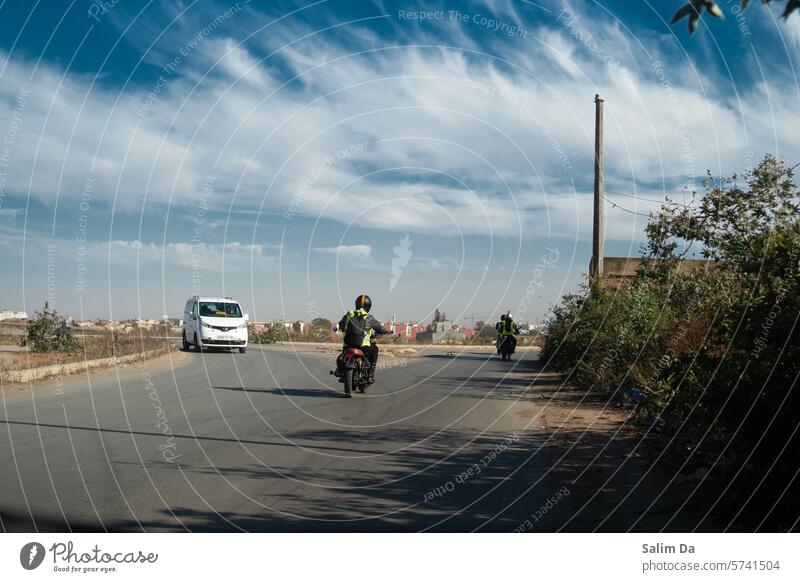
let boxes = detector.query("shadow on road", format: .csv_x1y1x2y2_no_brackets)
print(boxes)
0,419,358,455
214,386,341,398
92,422,716,533
1,358,750,533
421,353,494,361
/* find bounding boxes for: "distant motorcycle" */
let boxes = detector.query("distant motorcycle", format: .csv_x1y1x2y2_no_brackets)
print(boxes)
497,335,516,361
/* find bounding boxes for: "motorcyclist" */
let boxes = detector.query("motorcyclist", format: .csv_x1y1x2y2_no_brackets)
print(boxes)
335,294,387,384
500,312,520,353
495,313,507,351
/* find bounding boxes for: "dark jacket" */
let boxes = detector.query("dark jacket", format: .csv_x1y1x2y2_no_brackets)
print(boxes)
338,309,387,348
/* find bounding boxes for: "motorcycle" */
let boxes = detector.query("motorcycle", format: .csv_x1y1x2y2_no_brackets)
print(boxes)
329,332,393,397
330,346,371,397
497,335,517,361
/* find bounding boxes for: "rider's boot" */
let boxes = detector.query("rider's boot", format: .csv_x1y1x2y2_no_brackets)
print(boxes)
367,364,375,384
333,353,345,377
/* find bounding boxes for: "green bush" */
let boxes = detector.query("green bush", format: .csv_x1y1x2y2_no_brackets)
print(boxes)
545,281,667,395
252,324,290,344
543,155,800,528
470,323,499,345
23,302,76,353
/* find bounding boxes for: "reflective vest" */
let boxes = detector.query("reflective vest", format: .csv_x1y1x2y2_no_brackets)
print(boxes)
500,320,516,336
343,308,372,347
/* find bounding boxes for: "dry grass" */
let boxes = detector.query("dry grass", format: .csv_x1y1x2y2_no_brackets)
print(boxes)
0,331,172,372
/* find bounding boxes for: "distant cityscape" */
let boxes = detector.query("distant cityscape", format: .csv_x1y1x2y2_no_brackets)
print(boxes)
0,307,545,343
0,310,28,321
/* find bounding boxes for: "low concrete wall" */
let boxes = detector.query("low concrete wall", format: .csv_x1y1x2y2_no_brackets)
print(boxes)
602,256,717,278
1,349,168,384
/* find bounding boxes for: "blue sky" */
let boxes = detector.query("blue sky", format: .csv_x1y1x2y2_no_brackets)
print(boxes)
0,0,798,323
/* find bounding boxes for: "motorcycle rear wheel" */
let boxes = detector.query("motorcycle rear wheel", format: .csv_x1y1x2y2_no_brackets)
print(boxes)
344,368,354,397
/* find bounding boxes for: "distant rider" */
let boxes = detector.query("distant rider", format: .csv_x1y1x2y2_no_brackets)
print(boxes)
495,314,507,351
500,312,520,353
336,294,387,384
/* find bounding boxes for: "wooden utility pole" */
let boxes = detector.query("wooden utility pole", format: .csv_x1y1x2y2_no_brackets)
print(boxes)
592,94,605,278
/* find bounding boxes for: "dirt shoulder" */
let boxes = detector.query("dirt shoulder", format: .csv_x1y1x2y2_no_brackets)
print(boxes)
509,359,720,532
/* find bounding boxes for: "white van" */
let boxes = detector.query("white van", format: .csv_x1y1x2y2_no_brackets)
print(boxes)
182,296,249,353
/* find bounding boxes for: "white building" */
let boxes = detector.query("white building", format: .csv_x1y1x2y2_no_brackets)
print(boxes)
0,310,28,321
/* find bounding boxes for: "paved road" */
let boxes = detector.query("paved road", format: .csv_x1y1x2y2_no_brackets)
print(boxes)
0,345,691,532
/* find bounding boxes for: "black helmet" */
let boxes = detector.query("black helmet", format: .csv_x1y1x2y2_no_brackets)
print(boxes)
355,294,372,312
500,314,507,321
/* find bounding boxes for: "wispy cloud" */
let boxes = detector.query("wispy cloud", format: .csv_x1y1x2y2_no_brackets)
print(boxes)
0,1,797,245
313,244,372,261
0,208,25,218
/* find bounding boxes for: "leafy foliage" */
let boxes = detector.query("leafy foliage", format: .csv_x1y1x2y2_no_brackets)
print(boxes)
471,321,500,344
23,302,77,353
311,317,334,340
252,324,290,344
544,155,800,528
672,0,799,35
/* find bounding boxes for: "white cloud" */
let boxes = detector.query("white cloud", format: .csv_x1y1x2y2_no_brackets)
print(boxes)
105,239,272,271
313,244,372,260
781,9,800,57
212,39,270,89
3,234,275,272
0,3,797,244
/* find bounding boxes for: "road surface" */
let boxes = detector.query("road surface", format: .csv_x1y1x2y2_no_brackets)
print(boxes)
0,345,696,532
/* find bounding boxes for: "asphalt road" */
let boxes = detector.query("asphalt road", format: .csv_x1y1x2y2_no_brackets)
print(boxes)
0,344,692,532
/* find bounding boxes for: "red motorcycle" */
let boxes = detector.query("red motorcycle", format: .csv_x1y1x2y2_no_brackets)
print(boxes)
330,332,392,397
330,347,371,397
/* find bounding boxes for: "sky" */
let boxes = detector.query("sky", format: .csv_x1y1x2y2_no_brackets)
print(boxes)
0,0,798,324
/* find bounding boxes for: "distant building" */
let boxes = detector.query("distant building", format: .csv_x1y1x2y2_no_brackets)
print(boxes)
253,320,293,331
517,322,538,335
382,320,427,341
0,310,28,321
293,321,311,334
458,326,474,340
416,320,465,344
